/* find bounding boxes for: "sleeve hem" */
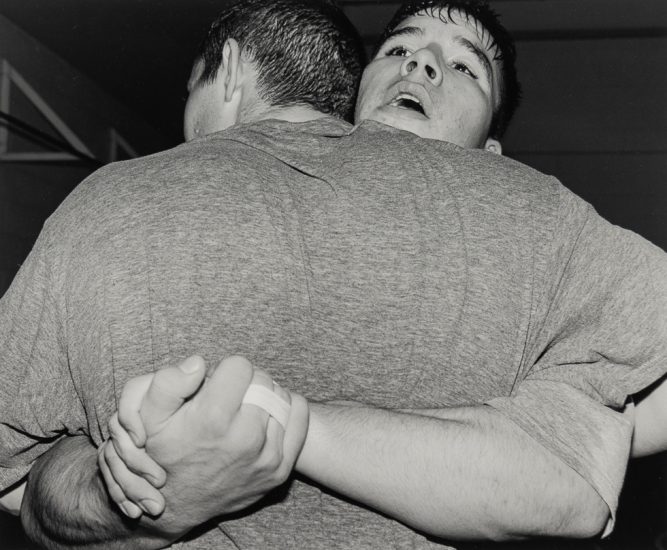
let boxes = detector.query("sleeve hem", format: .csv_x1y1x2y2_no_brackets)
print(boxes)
487,399,617,536
485,385,632,538
617,360,667,398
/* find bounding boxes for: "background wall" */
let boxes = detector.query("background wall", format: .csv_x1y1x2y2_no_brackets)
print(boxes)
0,1,665,548
0,15,169,296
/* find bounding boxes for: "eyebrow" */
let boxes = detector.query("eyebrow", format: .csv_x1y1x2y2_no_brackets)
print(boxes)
382,26,424,44
455,36,494,86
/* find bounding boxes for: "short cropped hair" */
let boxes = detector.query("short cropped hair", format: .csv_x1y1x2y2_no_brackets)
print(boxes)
195,0,366,122
380,0,521,139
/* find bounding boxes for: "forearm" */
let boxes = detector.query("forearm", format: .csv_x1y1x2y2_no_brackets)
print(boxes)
21,436,182,549
0,481,25,515
296,403,608,541
633,375,667,457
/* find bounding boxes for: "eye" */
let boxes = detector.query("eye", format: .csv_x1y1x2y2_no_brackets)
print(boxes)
385,46,411,57
453,62,477,79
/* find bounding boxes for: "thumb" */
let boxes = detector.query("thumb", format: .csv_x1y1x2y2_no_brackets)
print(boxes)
140,355,207,435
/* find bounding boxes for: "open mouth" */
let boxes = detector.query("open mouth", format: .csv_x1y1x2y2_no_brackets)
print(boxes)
389,93,426,116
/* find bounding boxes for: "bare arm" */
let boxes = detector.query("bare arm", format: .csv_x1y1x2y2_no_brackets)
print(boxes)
109,396,610,542
633,375,667,457
21,436,181,550
16,356,301,549
17,357,217,548
296,403,609,542
0,481,25,516
103,362,612,543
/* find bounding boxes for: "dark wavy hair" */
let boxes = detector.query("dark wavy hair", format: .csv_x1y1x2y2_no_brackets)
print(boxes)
194,0,366,122
380,0,521,139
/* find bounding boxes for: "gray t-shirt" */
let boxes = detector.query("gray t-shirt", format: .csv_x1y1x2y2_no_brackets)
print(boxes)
1,118,666,548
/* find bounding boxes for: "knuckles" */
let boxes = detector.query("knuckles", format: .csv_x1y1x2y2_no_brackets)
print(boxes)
236,423,268,456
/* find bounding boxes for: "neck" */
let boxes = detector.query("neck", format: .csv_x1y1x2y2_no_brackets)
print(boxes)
244,102,332,124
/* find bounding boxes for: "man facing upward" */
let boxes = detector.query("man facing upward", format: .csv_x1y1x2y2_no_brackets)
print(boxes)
2,1,667,549
357,0,520,151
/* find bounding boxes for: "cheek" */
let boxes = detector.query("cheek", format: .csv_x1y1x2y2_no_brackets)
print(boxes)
356,75,373,106
354,89,374,121
357,65,385,108
458,95,493,135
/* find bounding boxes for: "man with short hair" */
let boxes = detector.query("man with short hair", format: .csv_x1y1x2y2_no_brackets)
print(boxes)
1,1,666,549
0,1,364,547
358,0,521,150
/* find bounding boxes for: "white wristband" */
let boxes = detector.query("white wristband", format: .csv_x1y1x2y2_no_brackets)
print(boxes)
241,383,291,429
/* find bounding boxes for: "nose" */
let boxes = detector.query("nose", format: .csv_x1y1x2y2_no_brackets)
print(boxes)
400,49,442,86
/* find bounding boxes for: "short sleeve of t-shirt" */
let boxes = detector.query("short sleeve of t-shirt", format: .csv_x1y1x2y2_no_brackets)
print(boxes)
0,227,85,493
488,186,667,536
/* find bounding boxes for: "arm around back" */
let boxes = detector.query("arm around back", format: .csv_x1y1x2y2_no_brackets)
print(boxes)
21,436,182,549
296,401,610,542
633,374,667,457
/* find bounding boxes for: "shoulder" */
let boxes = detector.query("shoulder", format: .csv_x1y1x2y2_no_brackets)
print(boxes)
44,140,232,235
349,122,595,230
32,146,170,259
430,140,561,200
410,131,592,226
41,134,283,257
354,122,559,195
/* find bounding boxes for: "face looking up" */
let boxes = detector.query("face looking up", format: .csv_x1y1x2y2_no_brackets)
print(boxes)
355,9,503,151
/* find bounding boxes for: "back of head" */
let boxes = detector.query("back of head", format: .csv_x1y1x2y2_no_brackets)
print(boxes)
381,0,521,139
195,0,366,122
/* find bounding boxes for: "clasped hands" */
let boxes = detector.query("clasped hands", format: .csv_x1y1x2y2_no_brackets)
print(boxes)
97,355,309,531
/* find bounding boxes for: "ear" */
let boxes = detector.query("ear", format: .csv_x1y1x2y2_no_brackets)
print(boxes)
484,138,503,155
221,38,243,103
187,59,205,92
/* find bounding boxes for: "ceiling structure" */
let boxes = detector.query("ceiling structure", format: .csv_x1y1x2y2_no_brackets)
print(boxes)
1,0,665,146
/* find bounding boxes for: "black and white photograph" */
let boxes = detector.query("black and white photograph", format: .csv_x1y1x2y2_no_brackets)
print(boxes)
0,1,665,548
